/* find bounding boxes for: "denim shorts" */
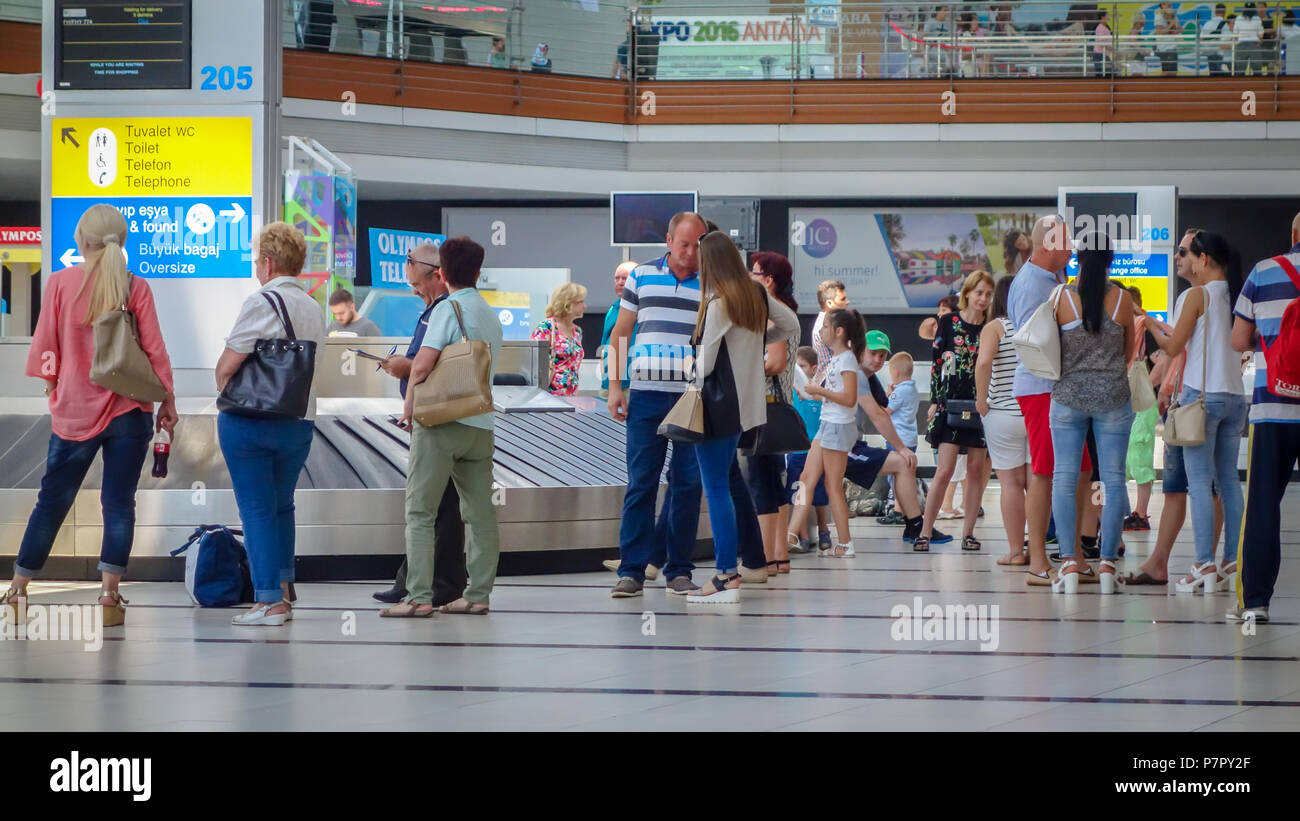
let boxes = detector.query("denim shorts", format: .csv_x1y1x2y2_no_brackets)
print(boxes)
1162,441,1219,496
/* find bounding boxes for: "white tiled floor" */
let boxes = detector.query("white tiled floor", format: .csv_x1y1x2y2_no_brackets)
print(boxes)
2,484,1297,731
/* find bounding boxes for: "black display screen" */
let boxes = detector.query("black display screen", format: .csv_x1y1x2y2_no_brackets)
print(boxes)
1064,192,1140,245
54,1,193,90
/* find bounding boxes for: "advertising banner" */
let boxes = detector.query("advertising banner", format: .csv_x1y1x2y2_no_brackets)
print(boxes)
650,15,831,78
790,208,1039,313
367,227,446,289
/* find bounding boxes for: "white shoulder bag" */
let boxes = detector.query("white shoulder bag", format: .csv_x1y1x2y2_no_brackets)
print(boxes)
1010,283,1066,381
1163,289,1208,447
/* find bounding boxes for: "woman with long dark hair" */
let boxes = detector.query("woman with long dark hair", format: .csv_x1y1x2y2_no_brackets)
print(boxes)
1145,230,1248,593
1049,232,1135,594
688,234,798,603
747,251,801,575
1002,229,1031,277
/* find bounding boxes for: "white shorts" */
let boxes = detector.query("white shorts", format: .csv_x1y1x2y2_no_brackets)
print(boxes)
981,408,1030,471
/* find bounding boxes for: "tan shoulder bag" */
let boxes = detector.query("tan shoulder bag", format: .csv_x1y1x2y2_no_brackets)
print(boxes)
412,299,494,427
1163,288,1208,447
89,273,168,402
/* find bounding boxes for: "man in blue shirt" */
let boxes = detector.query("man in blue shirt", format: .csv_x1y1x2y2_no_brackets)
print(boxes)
1006,215,1083,585
606,212,707,597
372,241,467,606
599,260,637,396
1228,212,1300,622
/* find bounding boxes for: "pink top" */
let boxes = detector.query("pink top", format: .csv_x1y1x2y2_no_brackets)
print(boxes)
26,266,174,442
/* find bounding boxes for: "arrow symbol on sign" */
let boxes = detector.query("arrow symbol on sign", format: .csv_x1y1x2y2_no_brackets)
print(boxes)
60,127,79,148
219,202,246,224
60,248,84,268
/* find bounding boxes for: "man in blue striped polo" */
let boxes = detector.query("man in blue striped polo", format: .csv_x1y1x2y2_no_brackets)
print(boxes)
1228,211,1300,623
606,212,708,597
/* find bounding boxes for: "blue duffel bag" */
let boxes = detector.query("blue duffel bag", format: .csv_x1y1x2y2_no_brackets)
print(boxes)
170,525,255,607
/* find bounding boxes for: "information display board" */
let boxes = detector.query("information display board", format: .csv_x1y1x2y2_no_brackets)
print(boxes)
54,0,193,90
50,115,253,277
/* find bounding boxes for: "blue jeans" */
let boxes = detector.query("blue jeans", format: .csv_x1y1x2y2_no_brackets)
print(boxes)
218,413,315,603
695,434,744,574
1179,387,1248,566
1049,400,1133,561
16,409,152,576
618,390,702,582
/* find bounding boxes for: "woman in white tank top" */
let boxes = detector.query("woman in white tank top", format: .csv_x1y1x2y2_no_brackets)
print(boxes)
1145,230,1249,595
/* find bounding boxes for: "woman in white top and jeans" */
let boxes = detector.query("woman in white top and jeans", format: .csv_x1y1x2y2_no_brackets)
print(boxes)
215,222,326,626
1146,230,1248,593
687,233,798,604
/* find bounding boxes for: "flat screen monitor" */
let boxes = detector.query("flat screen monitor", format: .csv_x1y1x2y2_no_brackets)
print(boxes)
611,192,698,246
55,0,193,90
1064,192,1139,246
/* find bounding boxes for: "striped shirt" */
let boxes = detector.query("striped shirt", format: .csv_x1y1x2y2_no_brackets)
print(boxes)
988,316,1021,413
1234,245,1300,423
620,254,701,393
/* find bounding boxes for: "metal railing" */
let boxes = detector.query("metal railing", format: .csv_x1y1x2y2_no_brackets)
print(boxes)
275,1,1299,82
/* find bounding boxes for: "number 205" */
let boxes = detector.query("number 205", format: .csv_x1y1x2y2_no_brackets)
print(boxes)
200,65,254,91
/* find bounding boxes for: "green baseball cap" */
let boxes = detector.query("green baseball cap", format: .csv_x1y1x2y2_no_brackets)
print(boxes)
866,329,891,352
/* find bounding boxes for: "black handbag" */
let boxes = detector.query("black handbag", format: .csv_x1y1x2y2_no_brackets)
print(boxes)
692,297,743,439
742,376,812,455
945,398,982,431
217,291,317,419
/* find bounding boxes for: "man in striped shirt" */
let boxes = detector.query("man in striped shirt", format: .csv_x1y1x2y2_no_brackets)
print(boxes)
1228,212,1300,622
605,212,708,598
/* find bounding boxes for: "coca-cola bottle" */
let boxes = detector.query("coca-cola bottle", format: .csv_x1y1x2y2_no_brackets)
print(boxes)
151,429,171,478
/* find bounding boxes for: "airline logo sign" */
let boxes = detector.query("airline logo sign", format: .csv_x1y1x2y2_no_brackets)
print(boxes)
50,117,254,278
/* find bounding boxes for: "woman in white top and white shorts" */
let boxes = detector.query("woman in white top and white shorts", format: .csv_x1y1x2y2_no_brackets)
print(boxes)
976,275,1031,569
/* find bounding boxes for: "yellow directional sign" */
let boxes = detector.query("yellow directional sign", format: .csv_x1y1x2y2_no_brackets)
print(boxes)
52,116,252,198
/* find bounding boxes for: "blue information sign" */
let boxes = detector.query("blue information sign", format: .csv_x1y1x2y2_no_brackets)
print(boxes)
368,227,445,289
51,195,254,277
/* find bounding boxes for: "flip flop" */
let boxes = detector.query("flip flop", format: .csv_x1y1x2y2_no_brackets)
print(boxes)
379,602,436,618
439,600,490,615
996,554,1029,566
1119,571,1167,586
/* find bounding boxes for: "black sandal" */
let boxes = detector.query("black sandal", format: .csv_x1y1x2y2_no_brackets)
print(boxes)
912,536,930,553
961,535,981,551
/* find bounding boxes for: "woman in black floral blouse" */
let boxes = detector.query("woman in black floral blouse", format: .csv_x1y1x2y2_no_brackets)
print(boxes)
913,270,995,553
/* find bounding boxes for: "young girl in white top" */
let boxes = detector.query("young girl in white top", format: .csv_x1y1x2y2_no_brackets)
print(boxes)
789,308,865,558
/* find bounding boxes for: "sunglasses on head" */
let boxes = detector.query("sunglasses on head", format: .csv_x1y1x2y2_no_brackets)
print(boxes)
406,254,438,270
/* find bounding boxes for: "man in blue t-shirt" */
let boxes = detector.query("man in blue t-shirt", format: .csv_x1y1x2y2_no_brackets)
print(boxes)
1228,212,1300,622
371,241,467,606
599,260,637,396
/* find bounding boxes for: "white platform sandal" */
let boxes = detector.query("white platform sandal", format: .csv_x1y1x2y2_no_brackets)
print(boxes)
1174,562,1218,595
232,598,294,626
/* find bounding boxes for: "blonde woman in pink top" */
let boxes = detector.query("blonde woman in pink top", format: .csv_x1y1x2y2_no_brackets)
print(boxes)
1,204,176,628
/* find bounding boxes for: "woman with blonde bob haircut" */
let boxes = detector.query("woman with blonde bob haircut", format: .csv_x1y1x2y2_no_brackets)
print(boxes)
216,221,326,627
3,204,176,628
532,281,587,395
686,232,800,603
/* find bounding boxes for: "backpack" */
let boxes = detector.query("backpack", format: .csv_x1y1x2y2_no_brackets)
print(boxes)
170,525,255,607
1261,255,1300,399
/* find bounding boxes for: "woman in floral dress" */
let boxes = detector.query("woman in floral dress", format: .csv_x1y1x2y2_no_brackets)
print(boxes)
912,270,995,553
531,283,587,396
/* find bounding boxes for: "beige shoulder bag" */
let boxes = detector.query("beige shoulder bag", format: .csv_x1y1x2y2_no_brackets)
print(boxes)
89,273,168,402
1163,288,1208,447
412,299,494,427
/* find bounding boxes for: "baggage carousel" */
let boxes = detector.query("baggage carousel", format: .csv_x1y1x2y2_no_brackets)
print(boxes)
0,339,703,579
